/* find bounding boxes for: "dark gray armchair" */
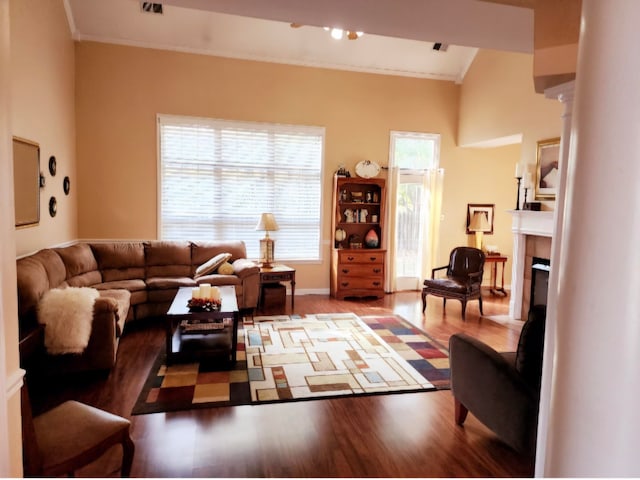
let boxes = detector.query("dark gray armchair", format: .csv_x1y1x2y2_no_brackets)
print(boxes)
449,305,546,455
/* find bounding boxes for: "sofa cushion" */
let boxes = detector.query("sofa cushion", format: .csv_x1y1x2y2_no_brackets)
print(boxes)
55,244,99,279
91,242,146,282
195,252,232,278
232,258,260,279
17,256,49,319
92,279,147,310
16,250,66,319
195,274,241,287
190,241,247,270
93,279,147,292
34,250,67,289
53,243,102,287
96,289,132,337
145,241,192,278
65,271,102,288
146,276,197,290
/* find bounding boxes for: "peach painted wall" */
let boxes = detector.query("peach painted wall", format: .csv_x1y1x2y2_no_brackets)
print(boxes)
76,42,504,291
458,49,563,210
11,0,77,257
4,0,75,473
2,0,20,475
439,143,520,284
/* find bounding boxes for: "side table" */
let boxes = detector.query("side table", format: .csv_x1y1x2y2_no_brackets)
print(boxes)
484,255,508,296
259,264,296,310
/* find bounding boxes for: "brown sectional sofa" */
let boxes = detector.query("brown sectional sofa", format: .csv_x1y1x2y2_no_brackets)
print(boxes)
17,240,260,374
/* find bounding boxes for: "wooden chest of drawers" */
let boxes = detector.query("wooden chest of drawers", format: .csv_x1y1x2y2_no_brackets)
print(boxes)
331,249,385,300
330,176,386,300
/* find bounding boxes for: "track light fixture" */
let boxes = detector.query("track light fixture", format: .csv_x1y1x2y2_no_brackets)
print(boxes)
290,23,364,40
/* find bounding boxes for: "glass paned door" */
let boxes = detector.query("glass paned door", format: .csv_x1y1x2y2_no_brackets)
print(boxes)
395,173,428,290
389,131,440,291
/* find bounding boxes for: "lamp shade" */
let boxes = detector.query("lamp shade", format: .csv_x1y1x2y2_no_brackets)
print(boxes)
469,211,489,251
468,211,489,232
255,213,279,232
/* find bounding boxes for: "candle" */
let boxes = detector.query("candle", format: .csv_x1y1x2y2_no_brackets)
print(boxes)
191,287,201,300
515,163,523,178
211,287,221,302
199,283,212,300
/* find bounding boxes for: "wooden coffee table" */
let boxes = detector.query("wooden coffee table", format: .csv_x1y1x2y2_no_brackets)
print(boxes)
165,285,240,365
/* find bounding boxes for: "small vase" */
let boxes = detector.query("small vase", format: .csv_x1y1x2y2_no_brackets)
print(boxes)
365,229,379,248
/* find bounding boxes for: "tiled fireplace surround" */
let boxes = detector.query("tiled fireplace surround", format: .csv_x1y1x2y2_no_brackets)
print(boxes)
509,210,554,320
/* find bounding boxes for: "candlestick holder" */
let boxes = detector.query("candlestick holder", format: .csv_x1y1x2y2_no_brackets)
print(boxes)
523,187,529,209
515,176,522,210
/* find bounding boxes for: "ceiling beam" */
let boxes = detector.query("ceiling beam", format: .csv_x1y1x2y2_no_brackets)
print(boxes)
161,0,534,53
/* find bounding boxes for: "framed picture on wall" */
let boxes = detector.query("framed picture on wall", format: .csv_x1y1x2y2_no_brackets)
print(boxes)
466,204,494,235
535,137,561,200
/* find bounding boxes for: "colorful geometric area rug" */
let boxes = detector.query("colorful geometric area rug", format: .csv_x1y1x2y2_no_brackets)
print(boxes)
246,313,443,402
131,313,449,415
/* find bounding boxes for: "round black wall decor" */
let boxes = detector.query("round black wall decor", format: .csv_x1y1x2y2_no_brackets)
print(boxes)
49,196,57,217
48,156,57,176
63,176,70,195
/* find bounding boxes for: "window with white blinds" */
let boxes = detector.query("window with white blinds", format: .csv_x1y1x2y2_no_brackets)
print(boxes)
158,115,324,262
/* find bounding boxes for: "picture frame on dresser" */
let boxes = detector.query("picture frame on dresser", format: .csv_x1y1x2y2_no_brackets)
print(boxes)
535,137,560,200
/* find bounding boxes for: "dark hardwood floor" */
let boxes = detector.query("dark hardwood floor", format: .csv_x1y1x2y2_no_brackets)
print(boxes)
27,289,534,478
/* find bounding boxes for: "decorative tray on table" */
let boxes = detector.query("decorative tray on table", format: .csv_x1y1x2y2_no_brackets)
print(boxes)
187,298,221,312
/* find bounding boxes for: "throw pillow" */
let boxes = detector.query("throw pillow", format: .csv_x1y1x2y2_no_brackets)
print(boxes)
195,252,232,278
217,262,234,275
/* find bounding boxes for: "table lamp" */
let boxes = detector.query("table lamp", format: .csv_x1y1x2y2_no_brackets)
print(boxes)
255,213,279,267
468,211,490,250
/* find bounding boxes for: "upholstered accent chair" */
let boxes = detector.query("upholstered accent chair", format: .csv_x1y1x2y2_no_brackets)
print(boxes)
422,247,485,320
449,305,547,455
21,386,135,477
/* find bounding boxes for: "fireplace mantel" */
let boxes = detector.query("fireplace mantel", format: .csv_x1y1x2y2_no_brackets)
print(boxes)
510,210,554,237
509,210,555,319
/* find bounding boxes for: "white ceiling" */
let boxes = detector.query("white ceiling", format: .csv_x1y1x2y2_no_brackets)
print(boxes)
65,0,533,83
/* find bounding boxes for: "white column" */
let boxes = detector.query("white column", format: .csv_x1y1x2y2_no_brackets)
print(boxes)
535,81,574,476
542,1,640,476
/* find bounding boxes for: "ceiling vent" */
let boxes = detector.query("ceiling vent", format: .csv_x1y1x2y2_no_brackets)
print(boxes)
433,42,449,52
141,2,163,14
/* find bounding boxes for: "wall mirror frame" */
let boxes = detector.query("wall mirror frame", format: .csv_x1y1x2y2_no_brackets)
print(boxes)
13,137,41,227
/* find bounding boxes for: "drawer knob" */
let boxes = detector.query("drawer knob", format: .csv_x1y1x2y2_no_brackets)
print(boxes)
347,256,355,261
369,257,377,262
342,269,350,274
373,281,381,287
373,268,381,274
341,282,349,287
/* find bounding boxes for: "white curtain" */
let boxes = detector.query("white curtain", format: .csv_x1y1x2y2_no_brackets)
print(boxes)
421,168,445,282
384,166,400,292
385,167,444,293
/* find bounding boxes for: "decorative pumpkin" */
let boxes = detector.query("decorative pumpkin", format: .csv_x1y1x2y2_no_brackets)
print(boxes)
217,262,234,275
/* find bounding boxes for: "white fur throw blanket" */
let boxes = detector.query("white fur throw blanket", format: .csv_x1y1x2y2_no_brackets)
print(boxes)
37,287,100,354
